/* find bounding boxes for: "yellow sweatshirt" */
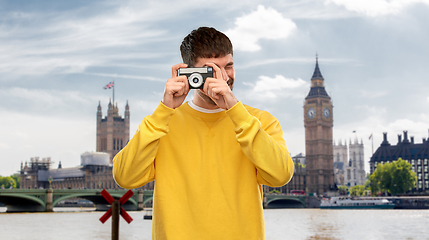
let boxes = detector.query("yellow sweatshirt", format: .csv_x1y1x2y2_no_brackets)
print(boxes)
113,101,294,240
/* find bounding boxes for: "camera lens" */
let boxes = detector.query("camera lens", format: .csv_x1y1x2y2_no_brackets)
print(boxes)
188,73,203,89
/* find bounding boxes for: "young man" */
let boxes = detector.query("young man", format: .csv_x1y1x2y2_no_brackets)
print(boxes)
113,27,294,239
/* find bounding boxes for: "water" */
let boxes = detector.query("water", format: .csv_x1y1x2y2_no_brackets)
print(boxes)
1,207,428,240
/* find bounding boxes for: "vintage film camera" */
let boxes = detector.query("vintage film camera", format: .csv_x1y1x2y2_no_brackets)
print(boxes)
178,67,213,89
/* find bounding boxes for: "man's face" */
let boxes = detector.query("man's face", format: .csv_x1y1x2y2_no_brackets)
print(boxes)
193,54,235,106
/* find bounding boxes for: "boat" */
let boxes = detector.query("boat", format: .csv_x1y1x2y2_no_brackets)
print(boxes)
320,197,395,209
143,209,153,220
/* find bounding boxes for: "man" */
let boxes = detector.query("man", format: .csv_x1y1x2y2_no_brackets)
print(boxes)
113,27,294,239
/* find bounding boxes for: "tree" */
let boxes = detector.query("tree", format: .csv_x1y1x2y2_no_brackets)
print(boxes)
338,186,348,195
349,185,365,196
0,174,20,189
0,176,16,189
369,158,416,195
11,174,20,188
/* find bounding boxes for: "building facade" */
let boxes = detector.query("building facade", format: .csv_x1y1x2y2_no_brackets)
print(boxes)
333,140,347,186
347,138,366,186
303,57,335,195
334,138,366,187
370,131,429,193
19,99,154,191
97,100,130,163
19,153,155,190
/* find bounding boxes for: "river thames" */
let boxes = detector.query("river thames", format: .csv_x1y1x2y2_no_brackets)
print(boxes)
1,207,428,239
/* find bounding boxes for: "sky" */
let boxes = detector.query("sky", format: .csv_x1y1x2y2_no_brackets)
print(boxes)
1,0,429,176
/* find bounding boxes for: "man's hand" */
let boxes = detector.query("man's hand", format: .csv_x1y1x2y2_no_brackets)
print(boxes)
162,63,190,109
203,62,238,110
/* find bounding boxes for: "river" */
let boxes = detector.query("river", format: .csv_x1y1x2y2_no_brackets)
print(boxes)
0,207,428,239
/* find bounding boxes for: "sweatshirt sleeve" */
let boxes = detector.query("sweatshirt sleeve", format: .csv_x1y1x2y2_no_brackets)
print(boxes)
112,102,175,189
226,102,294,187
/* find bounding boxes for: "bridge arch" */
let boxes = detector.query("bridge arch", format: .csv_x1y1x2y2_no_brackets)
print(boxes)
267,198,306,208
142,196,153,207
0,194,46,212
53,193,138,208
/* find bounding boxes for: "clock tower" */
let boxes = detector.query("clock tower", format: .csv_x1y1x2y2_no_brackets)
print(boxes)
304,56,335,196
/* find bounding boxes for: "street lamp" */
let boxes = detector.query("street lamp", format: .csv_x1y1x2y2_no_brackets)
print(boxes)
48,176,53,189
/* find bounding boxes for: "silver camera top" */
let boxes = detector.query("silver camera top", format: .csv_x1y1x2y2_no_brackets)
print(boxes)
178,67,213,89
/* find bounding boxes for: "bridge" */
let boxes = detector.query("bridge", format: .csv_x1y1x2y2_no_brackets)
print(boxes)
265,194,310,208
0,189,318,212
0,189,153,213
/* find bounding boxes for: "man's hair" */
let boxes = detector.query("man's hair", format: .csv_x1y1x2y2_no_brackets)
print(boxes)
180,27,233,66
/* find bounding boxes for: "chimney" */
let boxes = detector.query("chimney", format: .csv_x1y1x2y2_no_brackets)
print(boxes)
398,134,402,144
411,136,414,144
381,132,390,146
403,131,410,144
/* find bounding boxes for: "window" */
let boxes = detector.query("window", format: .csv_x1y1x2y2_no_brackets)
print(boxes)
418,181,422,189
425,166,428,172
426,181,429,189
418,159,421,165
418,166,422,173
412,159,415,165
418,173,422,180
425,174,428,180
425,159,428,165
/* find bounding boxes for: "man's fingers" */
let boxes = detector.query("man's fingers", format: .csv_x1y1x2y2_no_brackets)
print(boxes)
204,62,223,80
171,63,188,78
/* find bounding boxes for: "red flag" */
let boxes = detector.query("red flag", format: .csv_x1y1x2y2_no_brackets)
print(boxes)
103,82,114,89
369,133,373,140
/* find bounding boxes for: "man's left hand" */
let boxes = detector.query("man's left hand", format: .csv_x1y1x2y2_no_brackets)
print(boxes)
202,62,238,110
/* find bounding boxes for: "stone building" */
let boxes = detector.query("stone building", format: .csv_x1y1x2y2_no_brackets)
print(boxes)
19,99,154,191
346,138,366,186
303,56,336,196
370,131,429,193
333,138,366,187
97,100,130,163
19,153,155,190
333,140,347,185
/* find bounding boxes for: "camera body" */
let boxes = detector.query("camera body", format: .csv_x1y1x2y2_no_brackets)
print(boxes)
178,67,213,89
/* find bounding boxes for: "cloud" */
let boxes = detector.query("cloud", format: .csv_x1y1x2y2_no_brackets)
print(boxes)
0,87,101,118
325,0,429,17
359,89,388,99
237,57,356,69
225,5,297,52
242,75,309,101
0,3,170,77
87,72,164,82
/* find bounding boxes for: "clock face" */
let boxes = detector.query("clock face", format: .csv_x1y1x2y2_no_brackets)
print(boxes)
307,107,315,119
323,107,331,119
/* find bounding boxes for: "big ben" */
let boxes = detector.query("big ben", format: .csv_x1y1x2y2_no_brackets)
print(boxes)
304,56,335,196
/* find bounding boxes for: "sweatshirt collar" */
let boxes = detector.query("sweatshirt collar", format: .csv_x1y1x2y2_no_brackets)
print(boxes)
188,101,224,113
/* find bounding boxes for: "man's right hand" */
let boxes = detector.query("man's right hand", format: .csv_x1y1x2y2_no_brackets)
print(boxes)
162,63,189,109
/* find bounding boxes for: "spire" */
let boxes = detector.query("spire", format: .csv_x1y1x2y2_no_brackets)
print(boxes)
311,54,324,80
305,54,330,99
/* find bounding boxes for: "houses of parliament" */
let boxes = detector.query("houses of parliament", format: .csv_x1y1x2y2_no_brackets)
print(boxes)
19,99,154,190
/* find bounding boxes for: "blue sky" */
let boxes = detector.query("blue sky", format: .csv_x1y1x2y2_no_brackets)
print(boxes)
1,0,429,176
